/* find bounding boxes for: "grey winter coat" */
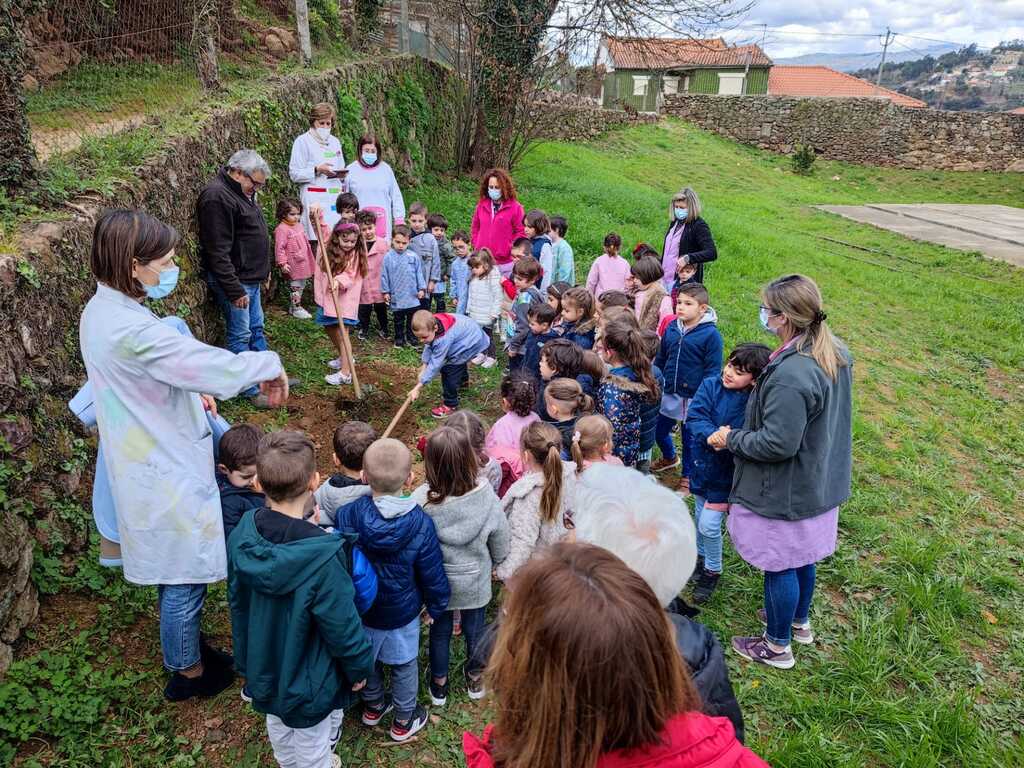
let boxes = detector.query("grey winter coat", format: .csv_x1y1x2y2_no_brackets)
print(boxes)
496,463,576,581
727,340,853,521
411,480,510,610
314,478,372,527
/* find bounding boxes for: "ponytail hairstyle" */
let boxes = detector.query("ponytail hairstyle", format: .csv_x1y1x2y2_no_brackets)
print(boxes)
521,422,564,523
580,350,607,384
424,426,478,505
325,221,368,278
468,247,495,277
602,317,661,403
597,289,630,311
446,409,489,472
762,274,847,381
561,286,596,330
603,232,622,255
570,414,614,469
545,377,594,417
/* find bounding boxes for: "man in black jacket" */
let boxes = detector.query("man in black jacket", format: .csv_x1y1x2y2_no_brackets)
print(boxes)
197,149,275,405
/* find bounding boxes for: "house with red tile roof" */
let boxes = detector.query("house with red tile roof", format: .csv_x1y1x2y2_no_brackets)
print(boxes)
597,35,772,111
768,65,927,108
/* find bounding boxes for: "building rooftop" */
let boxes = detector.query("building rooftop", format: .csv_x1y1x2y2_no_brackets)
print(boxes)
602,35,772,70
768,65,927,108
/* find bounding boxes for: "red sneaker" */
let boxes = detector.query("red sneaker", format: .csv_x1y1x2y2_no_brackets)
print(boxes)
431,405,454,419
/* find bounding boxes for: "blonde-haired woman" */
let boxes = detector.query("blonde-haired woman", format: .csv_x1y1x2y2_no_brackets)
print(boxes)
288,102,346,244
711,274,852,671
661,187,717,289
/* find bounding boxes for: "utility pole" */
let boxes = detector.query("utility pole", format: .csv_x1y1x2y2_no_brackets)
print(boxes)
875,28,894,94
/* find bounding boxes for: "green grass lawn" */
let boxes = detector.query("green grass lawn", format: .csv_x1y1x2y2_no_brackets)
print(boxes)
6,121,1024,767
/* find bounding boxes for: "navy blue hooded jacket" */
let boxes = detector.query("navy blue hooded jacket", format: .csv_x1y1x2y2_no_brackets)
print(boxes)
559,318,597,350
218,472,265,540
639,364,665,455
684,375,751,503
334,494,450,630
655,310,723,400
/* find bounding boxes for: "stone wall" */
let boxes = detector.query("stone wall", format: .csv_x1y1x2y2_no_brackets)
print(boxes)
663,94,1024,172
535,91,660,142
0,55,460,673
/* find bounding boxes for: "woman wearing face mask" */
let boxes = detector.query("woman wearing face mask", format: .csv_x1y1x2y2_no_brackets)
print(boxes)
661,187,717,290
80,210,289,703
470,168,526,279
343,133,406,242
708,274,852,671
288,103,346,248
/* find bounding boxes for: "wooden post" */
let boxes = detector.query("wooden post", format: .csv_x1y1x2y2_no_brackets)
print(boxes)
295,0,313,63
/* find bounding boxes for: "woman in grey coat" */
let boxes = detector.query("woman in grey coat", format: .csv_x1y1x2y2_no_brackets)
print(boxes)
412,427,510,707
710,274,852,671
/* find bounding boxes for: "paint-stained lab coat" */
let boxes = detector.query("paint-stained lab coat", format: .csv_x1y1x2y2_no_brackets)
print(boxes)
79,283,283,585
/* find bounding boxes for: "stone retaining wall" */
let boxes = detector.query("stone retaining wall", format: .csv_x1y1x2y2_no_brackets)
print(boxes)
663,94,1024,172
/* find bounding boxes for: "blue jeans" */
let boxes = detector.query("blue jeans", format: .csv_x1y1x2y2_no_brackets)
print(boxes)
441,362,468,407
763,564,816,646
361,658,419,721
655,413,680,461
428,607,486,679
693,495,724,574
157,584,207,671
206,277,267,396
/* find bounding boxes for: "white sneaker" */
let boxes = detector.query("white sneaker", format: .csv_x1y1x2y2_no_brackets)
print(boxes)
471,353,486,365
328,357,341,370
330,755,341,768
325,372,352,386
481,356,497,369
290,306,313,320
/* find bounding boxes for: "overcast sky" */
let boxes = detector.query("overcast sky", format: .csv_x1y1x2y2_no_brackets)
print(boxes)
716,0,1024,58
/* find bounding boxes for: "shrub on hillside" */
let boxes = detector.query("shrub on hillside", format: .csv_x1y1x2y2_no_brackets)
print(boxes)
791,143,817,175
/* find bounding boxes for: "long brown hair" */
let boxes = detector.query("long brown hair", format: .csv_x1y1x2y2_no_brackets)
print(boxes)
602,317,661,403
424,426,478,505
521,422,564,523
479,168,517,202
324,222,368,278
446,410,488,472
487,542,699,768
763,274,847,381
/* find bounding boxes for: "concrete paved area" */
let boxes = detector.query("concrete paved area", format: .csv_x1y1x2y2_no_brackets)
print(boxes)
815,204,1024,267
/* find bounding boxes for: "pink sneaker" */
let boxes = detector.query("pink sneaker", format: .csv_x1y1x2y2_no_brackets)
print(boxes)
431,405,454,419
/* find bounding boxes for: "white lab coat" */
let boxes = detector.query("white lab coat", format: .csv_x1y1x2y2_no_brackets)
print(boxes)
344,160,405,241
79,283,283,585
288,130,345,240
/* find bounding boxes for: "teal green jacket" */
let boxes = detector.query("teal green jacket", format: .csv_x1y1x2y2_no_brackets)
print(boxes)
227,510,375,728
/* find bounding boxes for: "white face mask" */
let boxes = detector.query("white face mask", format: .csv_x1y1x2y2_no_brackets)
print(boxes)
315,127,330,141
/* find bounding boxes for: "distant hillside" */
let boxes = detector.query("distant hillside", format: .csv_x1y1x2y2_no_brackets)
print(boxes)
849,43,1024,111
774,43,957,73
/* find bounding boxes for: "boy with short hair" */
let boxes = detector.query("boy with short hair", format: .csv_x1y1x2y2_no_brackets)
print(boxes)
335,192,360,224
509,237,531,262
356,209,390,341
217,423,265,541
503,257,545,371
449,230,471,315
521,303,559,381
228,430,374,768
314,420,378,524
407,202,441,311
409,309,490,418
652,283,724,494
549,215,575,285
684,342,771,603
428,213,454,313
381,224,426,348
335,439,450,742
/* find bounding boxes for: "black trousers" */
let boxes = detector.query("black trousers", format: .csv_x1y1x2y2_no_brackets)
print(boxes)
358,302,388,336
391,308,415,345
441,362,468,407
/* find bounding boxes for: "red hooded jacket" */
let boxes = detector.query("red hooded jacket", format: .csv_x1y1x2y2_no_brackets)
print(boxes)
463,713,769,768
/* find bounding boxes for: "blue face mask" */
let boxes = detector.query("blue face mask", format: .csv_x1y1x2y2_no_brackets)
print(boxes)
361,151,378,166
759,306,779,334
144,265,180,299
488,187,502,202
674,207,688,221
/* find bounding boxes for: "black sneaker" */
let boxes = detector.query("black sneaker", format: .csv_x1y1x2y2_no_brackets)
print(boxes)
429,678,449,706
390,704,428,742
691,569,721,604
240,684,252,703
163,662,236,702
356,330,368,341
361,697,394,727
377,329,388,340
466,672,486,701
200,634,234,670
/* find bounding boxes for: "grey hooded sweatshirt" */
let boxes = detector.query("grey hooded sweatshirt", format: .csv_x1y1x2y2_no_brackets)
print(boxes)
411,480,510,610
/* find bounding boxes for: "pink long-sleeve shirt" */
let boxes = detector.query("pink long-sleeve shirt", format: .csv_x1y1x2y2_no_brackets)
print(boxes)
586,253,631,297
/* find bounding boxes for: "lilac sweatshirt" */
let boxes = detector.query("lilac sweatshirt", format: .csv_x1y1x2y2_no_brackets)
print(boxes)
586,253,631,297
